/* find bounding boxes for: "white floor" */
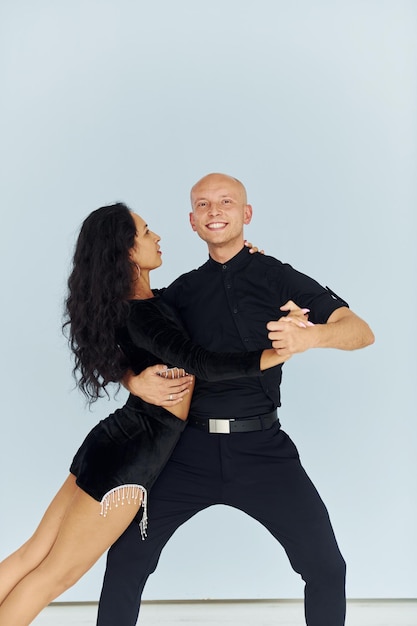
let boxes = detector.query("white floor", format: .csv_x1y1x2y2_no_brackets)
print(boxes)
31,599,417,625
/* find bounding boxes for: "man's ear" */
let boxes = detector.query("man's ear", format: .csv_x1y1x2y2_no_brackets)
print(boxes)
189,211,197,231
244,204,253,225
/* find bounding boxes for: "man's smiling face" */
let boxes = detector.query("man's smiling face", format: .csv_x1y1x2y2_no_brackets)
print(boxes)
189,173,252,256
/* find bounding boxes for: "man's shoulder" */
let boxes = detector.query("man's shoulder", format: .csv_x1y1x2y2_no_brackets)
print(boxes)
249,251,288,271
164,260,210,293
253,251,282,264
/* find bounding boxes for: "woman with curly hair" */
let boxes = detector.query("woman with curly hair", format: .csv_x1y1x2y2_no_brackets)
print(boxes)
0,203,293,625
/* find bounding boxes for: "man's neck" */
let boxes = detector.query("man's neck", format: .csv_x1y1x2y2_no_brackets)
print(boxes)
208,242,245,264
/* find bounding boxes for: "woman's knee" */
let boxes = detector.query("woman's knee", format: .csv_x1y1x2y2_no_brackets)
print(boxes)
38,560,90,598
14,534,52,571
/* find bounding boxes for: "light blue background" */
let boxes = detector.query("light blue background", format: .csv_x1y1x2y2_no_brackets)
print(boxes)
1,0,416,602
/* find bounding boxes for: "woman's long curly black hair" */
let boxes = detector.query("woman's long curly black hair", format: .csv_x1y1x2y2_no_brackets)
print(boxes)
63,203,137,402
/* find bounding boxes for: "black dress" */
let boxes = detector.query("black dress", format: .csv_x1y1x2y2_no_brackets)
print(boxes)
69,296,264,537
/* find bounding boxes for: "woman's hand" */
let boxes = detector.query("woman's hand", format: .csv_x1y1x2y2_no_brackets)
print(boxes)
278,300,314,328
244,240,264,254
267,301,315,356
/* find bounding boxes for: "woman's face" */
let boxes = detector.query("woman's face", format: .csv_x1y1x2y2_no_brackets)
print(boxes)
129,212,162,272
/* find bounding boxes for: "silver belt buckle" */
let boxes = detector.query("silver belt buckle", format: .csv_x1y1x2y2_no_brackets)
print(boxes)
208,418,234,434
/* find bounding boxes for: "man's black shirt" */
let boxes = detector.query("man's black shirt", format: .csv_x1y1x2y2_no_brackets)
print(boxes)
162,247,348,418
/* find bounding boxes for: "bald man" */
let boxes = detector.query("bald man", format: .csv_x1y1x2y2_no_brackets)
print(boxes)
97,173,374,626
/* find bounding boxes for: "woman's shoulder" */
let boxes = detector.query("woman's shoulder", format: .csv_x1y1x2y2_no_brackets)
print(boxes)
128,295,160,307
128,296,186,334
128,296,164,316
128,295,176,320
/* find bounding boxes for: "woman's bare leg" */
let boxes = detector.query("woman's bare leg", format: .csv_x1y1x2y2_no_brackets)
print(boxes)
0,480,142,626
0,475,78,603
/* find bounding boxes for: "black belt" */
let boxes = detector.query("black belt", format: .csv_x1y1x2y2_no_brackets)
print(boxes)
187,410,278,434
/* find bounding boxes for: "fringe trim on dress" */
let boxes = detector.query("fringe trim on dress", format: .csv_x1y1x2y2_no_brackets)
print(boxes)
100,484,148,539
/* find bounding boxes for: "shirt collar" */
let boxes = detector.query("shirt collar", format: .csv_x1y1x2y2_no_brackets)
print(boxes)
207,246,252,272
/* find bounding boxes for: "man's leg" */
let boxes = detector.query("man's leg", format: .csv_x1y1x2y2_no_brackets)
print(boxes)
223,425,346,626
96,426,223,626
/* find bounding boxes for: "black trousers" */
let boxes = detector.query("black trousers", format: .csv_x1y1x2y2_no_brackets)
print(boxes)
96,420,346,626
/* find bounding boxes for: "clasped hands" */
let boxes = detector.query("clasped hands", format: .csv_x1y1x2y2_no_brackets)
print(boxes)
268,300,315,357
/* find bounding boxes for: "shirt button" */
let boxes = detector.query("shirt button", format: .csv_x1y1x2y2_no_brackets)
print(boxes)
226,284,231,289
233,308,238,313
222,264,227,270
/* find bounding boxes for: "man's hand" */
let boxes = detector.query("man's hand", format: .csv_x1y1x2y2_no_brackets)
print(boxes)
123,365,194,407
267,302,375,355
267,300,314,356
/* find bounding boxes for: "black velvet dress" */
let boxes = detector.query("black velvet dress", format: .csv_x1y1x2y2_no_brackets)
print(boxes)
69,296,264,537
